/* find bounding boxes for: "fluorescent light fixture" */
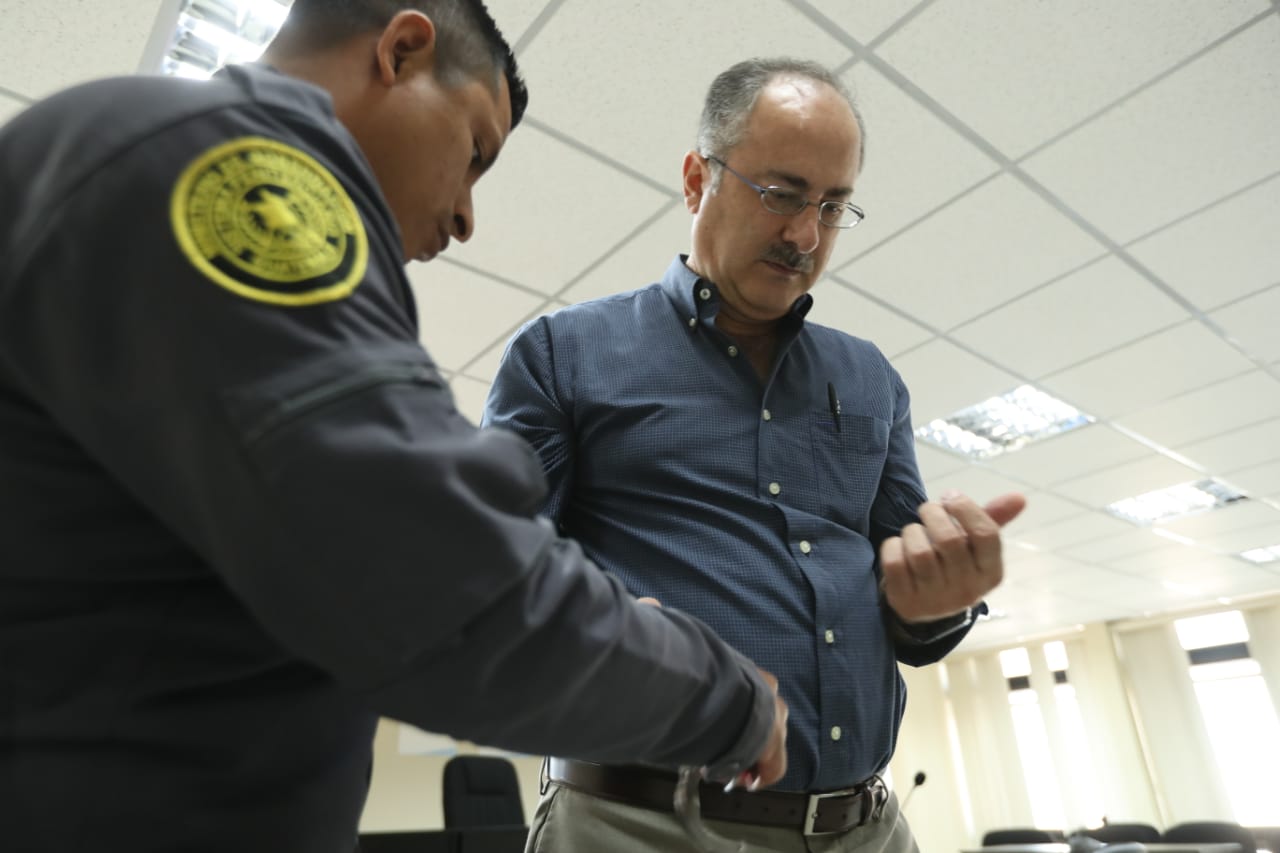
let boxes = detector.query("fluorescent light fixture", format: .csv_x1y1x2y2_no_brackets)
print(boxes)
1105,478,1246,526
914,384,1093,459
156,0,292,80
1239,544,1280,564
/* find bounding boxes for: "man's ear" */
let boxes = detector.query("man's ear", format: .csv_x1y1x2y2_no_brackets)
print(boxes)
373,10,438,86
682,150,708,213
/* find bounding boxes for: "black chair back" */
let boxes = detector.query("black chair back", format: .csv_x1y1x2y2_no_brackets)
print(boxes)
1161,821,1257,853
982,827,1064,845
1084,823,1161,844
441,756,525,830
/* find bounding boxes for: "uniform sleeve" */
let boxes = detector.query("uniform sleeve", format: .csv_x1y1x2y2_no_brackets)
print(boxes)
0,108,774,771
482,317,577,524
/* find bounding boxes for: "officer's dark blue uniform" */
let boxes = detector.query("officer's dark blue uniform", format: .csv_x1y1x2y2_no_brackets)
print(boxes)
0,63,774,852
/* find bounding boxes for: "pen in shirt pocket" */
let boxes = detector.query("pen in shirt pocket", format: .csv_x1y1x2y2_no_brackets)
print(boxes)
826,381,841,432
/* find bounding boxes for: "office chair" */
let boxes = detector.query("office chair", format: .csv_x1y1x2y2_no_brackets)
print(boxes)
1161,821,1257,853
982,827,1065,845
1083,823,1161,844
441,755,526,829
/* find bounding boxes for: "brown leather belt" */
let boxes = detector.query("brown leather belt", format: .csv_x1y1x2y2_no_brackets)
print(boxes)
546,758,888,836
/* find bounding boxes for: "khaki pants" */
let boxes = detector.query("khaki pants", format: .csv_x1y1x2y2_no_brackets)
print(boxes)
524,782,919,853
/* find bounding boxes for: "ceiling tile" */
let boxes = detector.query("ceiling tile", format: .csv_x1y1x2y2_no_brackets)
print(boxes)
999,551,1094,585
0,0,164,99
1141,559,1280,600
1013,511,1135,553
1040,322,1258,418
1021,16,1280,243
1225,458,1280,500
1158,499,1280,540
1109,543,1220,575
1114,369,1280,449
0,93,27,125
913,443,969,486
459,340,510,388
518,0,852,184
493,0,556,48
1193,520,1280,555
408,262,547,373
926,467,1027,505
826,65,1000,270
950,256,1189,379
1052,453,1204,508
1018,565,1161,602
874,0,1269,158
1128,174,1280,311
1210,284,1280,364
985,424,1152,488
1057,527,1171,565
1176,416,1280,474
445,125,670,293
810,279,933,359
838,175,1105,330
890,339,1019,423
560,203,689,302
815,1,930,44
449,375,492,425
1002,491,1086,538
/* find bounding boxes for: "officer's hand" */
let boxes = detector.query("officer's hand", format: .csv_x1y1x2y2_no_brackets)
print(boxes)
879,491,1026,624
739,668,788,789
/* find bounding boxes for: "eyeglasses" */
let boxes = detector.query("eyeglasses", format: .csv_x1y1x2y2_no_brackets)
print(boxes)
707,156,865,229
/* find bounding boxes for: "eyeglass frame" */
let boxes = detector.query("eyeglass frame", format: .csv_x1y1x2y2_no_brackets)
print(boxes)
705,156,865,229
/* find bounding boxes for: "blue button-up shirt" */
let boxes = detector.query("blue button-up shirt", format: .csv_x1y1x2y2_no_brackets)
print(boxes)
485,256,964,791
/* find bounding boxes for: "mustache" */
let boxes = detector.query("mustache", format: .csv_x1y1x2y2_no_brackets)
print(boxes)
761,243,815,273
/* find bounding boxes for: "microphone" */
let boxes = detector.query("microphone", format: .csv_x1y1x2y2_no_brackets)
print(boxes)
900,771,926,810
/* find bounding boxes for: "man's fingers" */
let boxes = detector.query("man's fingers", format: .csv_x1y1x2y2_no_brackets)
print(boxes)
636,596,662,606
981,491,1027,527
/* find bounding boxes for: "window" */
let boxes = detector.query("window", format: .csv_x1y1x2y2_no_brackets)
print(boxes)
1176,610,1280,825
1044,642,1104,829
1000,648,1067,830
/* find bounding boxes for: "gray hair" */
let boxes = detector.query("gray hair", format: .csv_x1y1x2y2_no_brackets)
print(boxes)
696,57,865,190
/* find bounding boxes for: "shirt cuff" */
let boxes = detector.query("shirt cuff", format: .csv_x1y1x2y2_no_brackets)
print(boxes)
886,602,983,645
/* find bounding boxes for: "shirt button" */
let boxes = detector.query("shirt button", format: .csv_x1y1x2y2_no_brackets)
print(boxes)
825,629,835,645
831,726,842,742
768,482,781,496
799,540,811,554
688,316,697,328
762,409,772,421
727,345,739,357
699,287,712,301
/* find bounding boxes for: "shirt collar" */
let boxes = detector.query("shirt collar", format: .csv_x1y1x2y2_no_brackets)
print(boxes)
659,255,816,330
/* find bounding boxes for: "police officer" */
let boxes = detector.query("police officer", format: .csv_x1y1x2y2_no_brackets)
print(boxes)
0,2,786,851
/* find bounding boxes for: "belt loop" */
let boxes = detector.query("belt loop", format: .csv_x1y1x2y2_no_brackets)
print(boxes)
539,756,550,797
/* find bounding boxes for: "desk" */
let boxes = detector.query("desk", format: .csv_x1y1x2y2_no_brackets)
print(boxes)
962,840,1239,845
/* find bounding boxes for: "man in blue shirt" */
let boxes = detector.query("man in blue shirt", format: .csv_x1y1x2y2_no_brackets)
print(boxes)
485,58,1025,852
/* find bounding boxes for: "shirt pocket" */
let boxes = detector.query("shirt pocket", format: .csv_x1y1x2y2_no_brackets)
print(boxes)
809,409,891,531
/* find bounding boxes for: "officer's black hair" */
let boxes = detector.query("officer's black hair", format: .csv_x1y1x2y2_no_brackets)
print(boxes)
278,0,528,129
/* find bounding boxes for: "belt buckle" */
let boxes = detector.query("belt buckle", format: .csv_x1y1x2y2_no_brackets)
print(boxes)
803,788,856,836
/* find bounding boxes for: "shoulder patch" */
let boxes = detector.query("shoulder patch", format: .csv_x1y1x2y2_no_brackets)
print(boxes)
171,136,369,306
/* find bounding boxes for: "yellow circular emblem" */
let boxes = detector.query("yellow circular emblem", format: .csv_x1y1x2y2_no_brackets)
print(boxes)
171,136,369,306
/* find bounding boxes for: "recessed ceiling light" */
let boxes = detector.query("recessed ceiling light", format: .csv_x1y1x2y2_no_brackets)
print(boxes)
152,0,292,79
1105,479,1246,526
1239,544,1280,565
914,384,1093,459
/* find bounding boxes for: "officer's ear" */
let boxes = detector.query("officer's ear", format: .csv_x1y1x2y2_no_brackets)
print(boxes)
373,10,438,86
